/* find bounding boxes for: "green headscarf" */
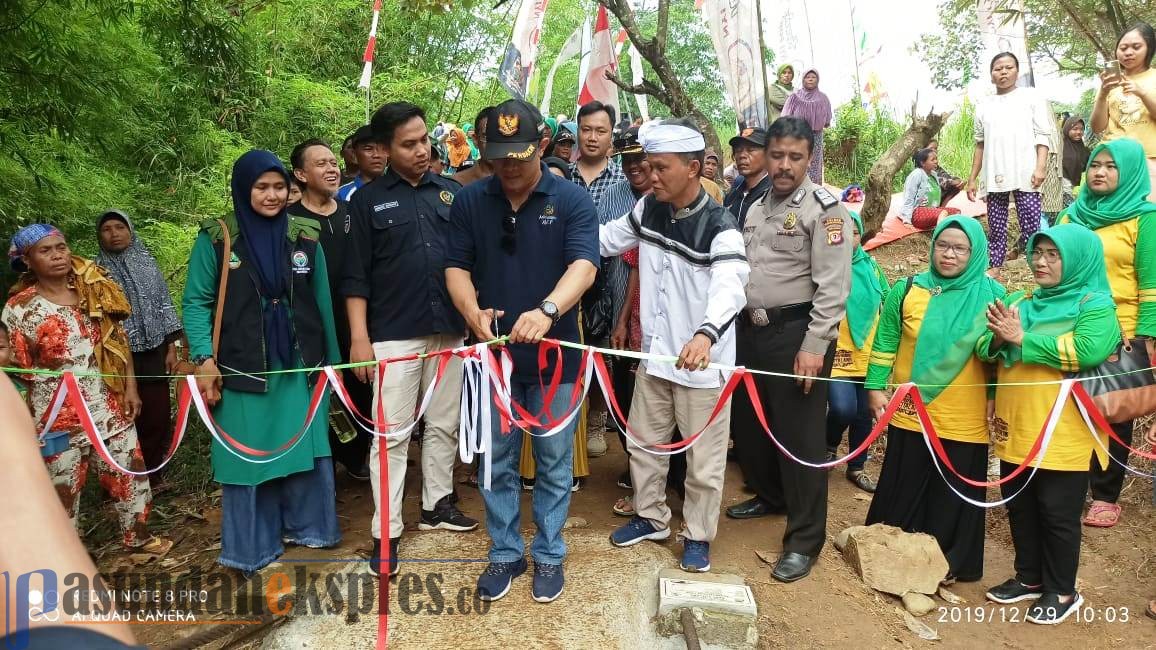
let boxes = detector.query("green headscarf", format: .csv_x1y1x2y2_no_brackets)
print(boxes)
847,211,886,348
544,117,559,139
910,216,1006,401
1059,138,1156,230
774,64,795,91
997,224,1116,365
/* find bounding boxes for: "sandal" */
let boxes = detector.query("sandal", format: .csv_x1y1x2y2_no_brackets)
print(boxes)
136,536,174,557
1146,599,1156,621
847,470,877,493
1082,500,1121,528
612,495,635,517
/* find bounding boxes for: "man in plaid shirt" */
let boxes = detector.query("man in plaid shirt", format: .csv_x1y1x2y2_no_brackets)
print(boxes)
570,100,625,459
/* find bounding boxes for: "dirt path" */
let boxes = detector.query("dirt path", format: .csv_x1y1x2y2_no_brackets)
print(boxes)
133,437,1155,650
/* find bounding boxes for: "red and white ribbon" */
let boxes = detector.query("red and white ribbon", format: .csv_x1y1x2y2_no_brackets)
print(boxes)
39,372,191,476
184,373,327,464
593,353,743,456
1072,381,1156,478
325,354,451,439
913,380,1071,509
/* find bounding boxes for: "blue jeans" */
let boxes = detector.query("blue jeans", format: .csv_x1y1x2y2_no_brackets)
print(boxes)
481,380,576,565
825,378,870,471
219,457,341,573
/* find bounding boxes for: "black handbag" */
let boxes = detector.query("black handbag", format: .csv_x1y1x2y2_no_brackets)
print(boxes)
1071,336,1156,423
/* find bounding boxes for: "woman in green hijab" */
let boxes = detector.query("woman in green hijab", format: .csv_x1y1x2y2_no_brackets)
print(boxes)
864,216,1006,583
826,212,889,492
977,224,1118,624
768,64,794,121
1056,136,1156,527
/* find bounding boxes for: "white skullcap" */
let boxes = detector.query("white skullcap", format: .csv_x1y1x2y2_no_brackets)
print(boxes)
638,120,706,154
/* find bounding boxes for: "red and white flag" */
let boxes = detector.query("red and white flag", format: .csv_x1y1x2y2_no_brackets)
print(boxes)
357,0,383,89
578,4,618,114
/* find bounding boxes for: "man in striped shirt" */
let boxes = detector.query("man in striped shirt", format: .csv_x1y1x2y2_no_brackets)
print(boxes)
602,118,749,573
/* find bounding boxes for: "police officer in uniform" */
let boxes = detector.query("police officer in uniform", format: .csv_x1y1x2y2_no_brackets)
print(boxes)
727,116,852,583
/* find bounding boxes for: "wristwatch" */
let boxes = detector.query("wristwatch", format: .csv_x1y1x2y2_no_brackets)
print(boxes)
538,300,560,325
191,355,215,366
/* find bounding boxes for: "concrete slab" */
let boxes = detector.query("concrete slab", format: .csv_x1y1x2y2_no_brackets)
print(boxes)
261,531,697,649
656,568,756,618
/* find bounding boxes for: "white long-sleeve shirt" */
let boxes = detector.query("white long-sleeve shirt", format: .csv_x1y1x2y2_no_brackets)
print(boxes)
974,86,1055,197
600,190,749,389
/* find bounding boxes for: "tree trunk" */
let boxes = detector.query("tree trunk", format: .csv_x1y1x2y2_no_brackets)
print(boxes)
599,0,722,154
860,104,949,236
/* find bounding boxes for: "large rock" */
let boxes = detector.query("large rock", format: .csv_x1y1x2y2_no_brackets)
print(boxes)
842,524,948,596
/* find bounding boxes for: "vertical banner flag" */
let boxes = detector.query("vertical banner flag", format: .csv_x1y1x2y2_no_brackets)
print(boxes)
976,0,1034,87
357,0,383,89
499,0,551,100
701,0,769,129
630,44,650,120
578,4,619,115
540,24,584,117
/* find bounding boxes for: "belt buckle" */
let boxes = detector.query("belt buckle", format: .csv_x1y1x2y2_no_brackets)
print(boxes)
750,308,770,327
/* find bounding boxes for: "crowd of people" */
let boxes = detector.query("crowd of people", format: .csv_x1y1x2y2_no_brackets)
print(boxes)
3,21,1156,640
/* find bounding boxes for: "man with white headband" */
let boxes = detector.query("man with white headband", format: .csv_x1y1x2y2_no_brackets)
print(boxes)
600,118,749,573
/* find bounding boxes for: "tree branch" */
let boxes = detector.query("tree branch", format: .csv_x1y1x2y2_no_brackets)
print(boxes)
1055,0,1110,57
655,0,670,58
605,70,671,106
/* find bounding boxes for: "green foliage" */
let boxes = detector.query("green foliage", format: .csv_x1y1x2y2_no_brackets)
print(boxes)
822,100,975,193
938,0,1151,75
823,101,907,190
916,2,983,91
935,101,976,181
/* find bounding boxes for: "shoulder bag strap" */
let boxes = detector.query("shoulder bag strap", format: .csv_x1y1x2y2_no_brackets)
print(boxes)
212,218,231,357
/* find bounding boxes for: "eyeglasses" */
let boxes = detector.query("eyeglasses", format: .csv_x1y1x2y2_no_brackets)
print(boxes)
933,242,972,256
1030,248,1060,263
500,213,517,255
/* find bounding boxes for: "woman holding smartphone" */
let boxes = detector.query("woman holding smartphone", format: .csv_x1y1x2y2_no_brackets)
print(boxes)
1092,22,1156,200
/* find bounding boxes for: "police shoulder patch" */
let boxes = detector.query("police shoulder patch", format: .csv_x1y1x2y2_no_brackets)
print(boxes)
813,187,838,209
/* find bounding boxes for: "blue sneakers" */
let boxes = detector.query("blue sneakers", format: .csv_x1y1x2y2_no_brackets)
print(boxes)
680,540,711,572
476,558,528,602
531,561,564,603
609,516,671,547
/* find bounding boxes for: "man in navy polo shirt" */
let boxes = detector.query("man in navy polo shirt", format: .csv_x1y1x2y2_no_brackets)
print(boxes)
446,99,598,605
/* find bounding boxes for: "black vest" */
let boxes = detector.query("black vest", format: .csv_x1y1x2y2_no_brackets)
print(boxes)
213,235,326,393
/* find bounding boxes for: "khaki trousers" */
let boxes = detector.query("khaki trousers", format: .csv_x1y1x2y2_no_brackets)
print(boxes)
369,334,464,539
628,363,730,542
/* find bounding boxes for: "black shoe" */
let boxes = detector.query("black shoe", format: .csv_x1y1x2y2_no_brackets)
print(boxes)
346,463,371,482
771,552,814,583
572,477,582,492
419,495,479,532
985,578,1043,604
617,471,632,490
368,537,400,577
1026,592,1083,625
725,497,775,519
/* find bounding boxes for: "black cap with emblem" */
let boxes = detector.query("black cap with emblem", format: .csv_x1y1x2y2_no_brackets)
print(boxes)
728,127,768,149
484,99,546,161
612,126,642,156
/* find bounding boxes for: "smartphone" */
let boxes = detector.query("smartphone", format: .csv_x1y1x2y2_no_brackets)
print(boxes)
1105,60,1122,76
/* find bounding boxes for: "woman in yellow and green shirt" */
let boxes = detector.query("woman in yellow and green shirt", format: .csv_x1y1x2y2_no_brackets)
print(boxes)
1091,23,1156,201
826,212,888,493
864,216,1005,583
1056,136,1156,527
977,224,1118,624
